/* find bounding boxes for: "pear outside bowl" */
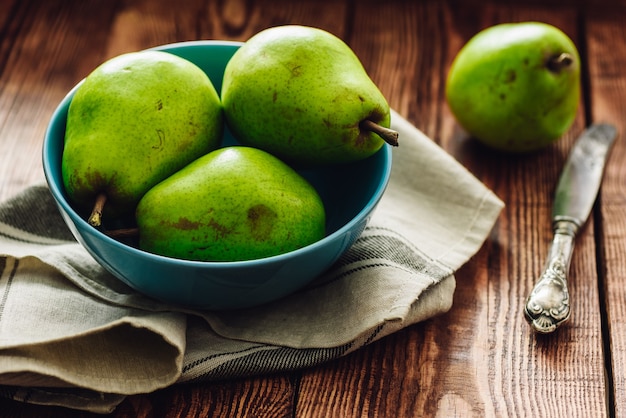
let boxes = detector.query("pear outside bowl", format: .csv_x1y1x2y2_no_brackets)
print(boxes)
42,40,392,310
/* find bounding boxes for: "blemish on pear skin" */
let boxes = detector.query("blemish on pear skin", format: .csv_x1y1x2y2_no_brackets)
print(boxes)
68,170,107,199
247,204,277,241
177,139,192,153
504,69,516,83
289,64,303,77
353,132,368,147
207,218,232,239
153,129,165,149
168,217,201,230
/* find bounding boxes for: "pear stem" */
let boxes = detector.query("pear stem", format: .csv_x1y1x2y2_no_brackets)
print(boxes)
105,227,140,239
88,193,107,227
361,119,399,146
547,52,574,73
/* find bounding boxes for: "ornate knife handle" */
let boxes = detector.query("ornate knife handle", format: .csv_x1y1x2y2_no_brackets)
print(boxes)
524,218,578,333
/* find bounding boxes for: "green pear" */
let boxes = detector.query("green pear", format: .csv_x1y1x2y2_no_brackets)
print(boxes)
221,25,398,167
62,50,223,226
135,146,326,262
446,22,580,153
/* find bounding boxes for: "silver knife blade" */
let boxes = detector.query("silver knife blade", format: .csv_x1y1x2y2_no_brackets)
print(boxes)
552,123,617,226
525,123,617,333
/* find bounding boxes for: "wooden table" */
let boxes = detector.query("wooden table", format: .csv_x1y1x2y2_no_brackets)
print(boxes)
1,0,625,416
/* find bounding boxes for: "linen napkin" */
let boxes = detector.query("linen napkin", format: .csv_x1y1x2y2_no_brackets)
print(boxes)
0,111,503,413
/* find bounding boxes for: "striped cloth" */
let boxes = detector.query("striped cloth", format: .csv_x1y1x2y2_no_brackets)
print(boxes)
0,112,503,413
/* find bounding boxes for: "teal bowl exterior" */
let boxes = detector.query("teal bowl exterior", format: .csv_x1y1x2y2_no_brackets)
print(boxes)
42,40,392,310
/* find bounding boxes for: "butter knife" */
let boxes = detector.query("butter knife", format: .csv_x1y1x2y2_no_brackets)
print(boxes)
524,123,617,334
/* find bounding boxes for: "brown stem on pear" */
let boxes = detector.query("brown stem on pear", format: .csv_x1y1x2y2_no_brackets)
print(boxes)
105,227,140,239
88,193,107,227
547,52,574,73
361,119,399,146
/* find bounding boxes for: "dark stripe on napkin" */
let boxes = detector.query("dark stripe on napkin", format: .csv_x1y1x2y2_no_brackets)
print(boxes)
0,185,75,242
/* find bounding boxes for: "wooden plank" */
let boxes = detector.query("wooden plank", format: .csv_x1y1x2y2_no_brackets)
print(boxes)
120,376,297,418
585,7,626,416
439,2,608,417
0,1,22,66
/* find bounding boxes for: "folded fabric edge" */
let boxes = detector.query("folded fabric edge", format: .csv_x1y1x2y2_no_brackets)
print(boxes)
0,256,186,395
178,275,456,384
389,109,505,271
0,318,184,395
342,274,456,357
434,186,504,270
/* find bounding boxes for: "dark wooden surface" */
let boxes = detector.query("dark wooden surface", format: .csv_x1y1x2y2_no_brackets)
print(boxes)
1,0,625,416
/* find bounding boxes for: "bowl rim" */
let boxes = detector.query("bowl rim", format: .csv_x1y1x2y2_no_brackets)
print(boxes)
42,39,393,268
150,39,245,50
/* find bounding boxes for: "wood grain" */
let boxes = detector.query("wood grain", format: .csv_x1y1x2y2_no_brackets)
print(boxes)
1,0,626,417
586,7,626,417
440,3,609,415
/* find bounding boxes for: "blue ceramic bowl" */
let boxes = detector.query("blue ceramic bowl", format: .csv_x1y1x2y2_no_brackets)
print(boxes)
42,40,392,310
